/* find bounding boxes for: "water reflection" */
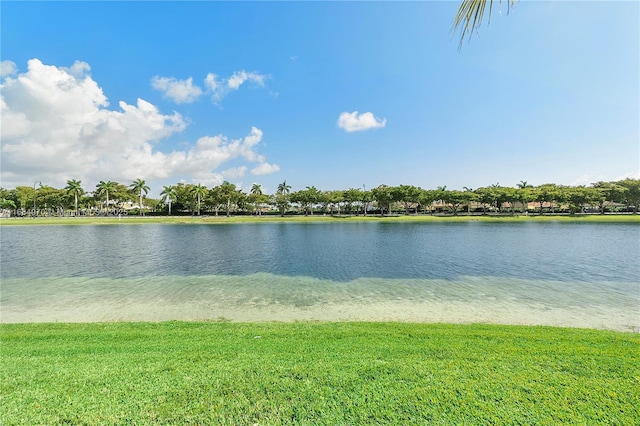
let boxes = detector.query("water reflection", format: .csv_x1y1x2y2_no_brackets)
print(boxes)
2,222,638,282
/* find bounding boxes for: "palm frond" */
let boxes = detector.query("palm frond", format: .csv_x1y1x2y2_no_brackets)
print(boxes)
453,0,517,49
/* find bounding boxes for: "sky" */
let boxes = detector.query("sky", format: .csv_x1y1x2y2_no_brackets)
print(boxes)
1,1,638,197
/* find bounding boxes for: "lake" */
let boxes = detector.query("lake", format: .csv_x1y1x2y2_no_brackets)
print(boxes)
1,222,638,331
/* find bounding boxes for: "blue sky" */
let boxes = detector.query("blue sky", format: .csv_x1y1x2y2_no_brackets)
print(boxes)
1,1,638,196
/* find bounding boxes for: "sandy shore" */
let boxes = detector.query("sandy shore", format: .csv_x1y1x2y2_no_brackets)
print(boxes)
3,299,638,332
3,274,638,332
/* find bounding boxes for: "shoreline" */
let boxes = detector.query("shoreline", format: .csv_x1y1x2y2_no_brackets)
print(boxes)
2,213,639,226
1,318,637,336
3,303,637,333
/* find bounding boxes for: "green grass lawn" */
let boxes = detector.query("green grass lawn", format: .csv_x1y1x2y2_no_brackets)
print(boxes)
2,213,639,226
2,322,638,424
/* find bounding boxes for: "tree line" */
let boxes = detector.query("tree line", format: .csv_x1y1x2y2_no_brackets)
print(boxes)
1,178,639,217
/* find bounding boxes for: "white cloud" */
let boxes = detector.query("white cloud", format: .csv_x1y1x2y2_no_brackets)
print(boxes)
572,171,640,186
205,70,269,104
570,174,597,186
221,166,247,180
151,76,203,104
227,70,266,90
204,73,219,91
150,70,270,104
1,60,17,77
186,127,267,173
0,97,31,138
251,162,280,175
337,111,387,132
0,59,279,191
615,171,640,180
63,60,91,78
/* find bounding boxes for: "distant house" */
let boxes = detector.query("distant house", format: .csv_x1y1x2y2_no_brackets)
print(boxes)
120,201,148,211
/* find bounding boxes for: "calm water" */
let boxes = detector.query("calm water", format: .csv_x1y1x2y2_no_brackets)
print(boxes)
2,222,639,330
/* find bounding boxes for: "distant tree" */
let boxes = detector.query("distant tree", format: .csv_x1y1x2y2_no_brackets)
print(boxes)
323,190,344,216
0,198,16,210
36,186,67,216
489,183,507,212
0,188,18,212
250,183,263,196
217,181,240,217
501,186,518,214
618,179,640,214
191,183,208,216
236,189,249,214
552,185,570,214
342,188,361,215
144,197,162,213
276,180,292,216
372,185,394,216
95,180,118,214
434,186,448,214
0,186,18,213
516,181,533,214
277,181,291,196
172,183,196,214
442,190,468,215
129,178,150,216
315,190,330,215
361,190,374,216
419,189,438,215
160,185,177,215
592,181,626,214
291,186,322,216
474,187,494,215
65,179,84,216
392,185,422,215
533,184,561,215
461,187,478,214
206,186,224,216
565,186,600,215
14,186,35,212
248,183,268,215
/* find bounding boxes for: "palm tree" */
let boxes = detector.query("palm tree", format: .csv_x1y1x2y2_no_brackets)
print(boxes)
516,180,531,215
277,180,291,195
129,178,150,216
463,186,474,214
160,185,177,216
65,179,84,216
191,183,207,216
251,183,263,196
250,183,263,215
453,0,517,48
95,180,117,214
276,181,291,217
436,186,447,214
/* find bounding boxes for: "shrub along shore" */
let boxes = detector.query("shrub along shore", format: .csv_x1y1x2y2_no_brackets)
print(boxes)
1,213,640,226
1,321,638,424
